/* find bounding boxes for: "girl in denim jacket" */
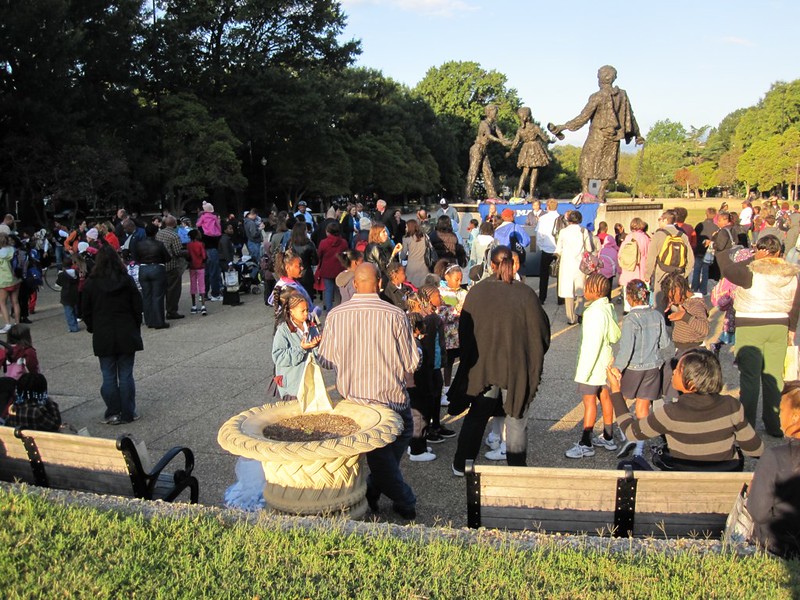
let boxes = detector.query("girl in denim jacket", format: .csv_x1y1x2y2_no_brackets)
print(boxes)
614,279,670,458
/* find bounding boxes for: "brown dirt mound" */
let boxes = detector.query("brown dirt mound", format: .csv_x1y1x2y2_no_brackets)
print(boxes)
262,413,359,442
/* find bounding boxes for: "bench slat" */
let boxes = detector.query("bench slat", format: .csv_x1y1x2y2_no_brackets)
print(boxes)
481,488,616,512
43,465,136,497
468,464,750,538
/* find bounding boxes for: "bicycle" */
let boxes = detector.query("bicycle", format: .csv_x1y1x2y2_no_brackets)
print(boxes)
43,267,62,292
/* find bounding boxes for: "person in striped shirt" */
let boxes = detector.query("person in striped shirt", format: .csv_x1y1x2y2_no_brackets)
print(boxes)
607,348,763,470
317,263,421,519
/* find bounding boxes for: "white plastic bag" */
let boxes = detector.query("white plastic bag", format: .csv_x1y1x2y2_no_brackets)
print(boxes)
297,354,333,413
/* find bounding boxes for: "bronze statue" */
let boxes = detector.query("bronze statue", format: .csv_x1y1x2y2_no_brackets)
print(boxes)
549,65,644,202
465,104,509,200
505,107,555,198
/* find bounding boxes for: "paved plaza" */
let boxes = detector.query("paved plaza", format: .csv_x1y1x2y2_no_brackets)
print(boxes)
35,277,777,527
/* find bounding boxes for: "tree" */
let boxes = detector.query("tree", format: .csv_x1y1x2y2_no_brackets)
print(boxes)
733,80,800,152
157,92,247,215
0,0,143,223
646,120,688,145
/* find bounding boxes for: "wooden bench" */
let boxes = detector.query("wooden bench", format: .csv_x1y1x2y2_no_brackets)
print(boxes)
465,462,751,538
0,427,199,503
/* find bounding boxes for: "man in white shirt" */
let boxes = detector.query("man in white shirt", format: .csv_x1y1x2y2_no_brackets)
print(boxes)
740,200,754,230
535,199,561,303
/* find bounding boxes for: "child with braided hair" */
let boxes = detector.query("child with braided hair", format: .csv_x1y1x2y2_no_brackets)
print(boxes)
565,273,622,458
662,271,709,353
614,279,671,458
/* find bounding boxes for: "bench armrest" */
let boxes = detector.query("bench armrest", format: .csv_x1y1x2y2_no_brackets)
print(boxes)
145,446,199,503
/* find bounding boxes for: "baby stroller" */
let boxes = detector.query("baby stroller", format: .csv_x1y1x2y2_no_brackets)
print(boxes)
235,255,261,295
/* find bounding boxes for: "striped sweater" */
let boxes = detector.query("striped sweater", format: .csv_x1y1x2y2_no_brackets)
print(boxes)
611,391,763,462
670,296,709,347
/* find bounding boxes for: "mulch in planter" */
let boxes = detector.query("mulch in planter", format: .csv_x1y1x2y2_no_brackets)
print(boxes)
262,413,360,442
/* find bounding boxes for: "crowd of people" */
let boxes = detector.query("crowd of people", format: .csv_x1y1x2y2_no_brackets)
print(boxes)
0,194,798,555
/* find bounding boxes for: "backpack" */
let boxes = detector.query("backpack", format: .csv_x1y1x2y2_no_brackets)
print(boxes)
618,238,640,272
551,214,568,241
655,229,688,272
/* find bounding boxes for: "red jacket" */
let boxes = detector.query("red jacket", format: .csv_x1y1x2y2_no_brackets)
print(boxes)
187,241,207,270
316,234,348,279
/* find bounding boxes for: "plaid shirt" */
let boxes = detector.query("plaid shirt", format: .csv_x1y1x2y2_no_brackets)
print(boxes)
6,399,62,432
155,227,185,272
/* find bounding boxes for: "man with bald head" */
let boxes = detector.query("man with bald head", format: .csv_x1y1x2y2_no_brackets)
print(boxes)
156,215,188,319
318,262,421,520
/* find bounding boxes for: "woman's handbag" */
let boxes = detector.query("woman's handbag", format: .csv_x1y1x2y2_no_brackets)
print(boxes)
423,236,437,270
549,255,560,278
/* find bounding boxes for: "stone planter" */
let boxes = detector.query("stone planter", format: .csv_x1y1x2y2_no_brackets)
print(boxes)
217,400,403,518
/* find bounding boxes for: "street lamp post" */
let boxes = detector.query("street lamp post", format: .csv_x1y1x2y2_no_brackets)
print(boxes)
260,157,267,207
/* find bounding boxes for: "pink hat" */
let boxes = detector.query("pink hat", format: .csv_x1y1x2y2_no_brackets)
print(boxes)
85,228,99,241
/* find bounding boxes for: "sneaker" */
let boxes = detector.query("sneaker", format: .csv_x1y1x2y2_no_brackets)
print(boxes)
408,451,437,462
436,426,456,438
592,435,618,451
100,414,122,425
485,443,506,461
427,431,446,444
485,432,501,450
105,415,131,426
616,440,636,459
452,464,465,477
440,395,450,407
200,305,208,316
208,295,223,302
407,446,432,455
565,443,595,459
190,306,199,315
0,324,11,334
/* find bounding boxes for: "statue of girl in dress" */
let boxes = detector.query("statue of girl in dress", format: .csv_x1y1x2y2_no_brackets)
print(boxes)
505,106,555,198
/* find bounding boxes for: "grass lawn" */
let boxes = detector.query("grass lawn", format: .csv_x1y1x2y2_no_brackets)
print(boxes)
657,197,743,227
0,487,798,599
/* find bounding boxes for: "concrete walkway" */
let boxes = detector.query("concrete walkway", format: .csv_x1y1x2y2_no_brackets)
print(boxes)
33,277,774,527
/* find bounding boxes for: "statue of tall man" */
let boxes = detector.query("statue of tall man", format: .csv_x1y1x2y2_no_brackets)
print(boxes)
465,104,509,200
550,66,644,202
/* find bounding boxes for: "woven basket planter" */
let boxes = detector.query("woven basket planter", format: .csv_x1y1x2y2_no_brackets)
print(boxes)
218,400,403,518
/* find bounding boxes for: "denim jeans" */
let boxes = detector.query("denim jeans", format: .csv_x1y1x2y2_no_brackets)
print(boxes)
63,304,79,332
365,404,416,511
323,278,336,312
692,257,710,294
453,386,530,470
205,248,222,296
138,263,166,327
99,353,136,421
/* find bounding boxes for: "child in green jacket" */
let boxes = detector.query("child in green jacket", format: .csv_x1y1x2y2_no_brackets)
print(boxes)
566,273,622,458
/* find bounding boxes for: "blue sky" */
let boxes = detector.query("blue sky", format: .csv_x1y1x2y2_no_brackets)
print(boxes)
338,0,800,147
